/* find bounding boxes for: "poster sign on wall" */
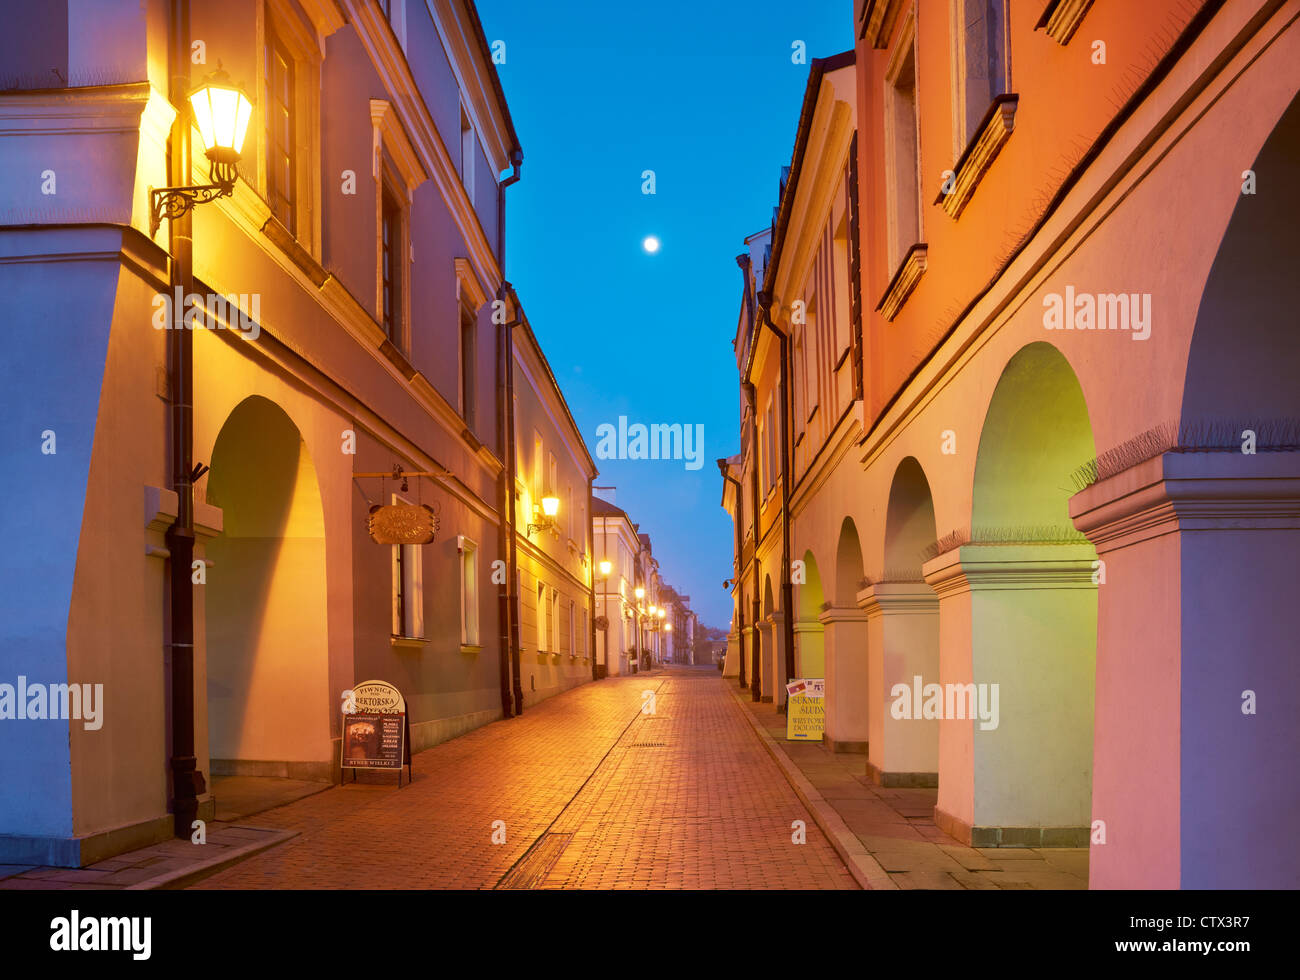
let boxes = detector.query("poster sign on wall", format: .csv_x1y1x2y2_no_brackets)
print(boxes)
342,679,412,786
786,678,825,742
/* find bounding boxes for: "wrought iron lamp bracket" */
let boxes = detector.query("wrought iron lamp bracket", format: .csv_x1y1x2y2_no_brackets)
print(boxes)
149,161,240,237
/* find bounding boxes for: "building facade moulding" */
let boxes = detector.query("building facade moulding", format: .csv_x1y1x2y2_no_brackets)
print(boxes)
1035,0,1096,45
857,581,938,619
876,243,927,322
818,603,869,626
937,95,1018,220
921,544,1098,601
1069,450,1300,554
857,0,906,49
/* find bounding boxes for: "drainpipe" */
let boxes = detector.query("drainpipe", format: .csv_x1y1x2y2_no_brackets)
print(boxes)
494,151,522,718
717,459,746,690
757,290,797,706
589,480,597,682
164,0,204,838
502,280,526,715
742,379,762,702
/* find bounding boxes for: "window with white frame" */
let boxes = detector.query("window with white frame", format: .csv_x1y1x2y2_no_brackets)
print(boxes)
550,589,559,653
380,179,404,345
532,432,543,500
568,601,576,656
460,301,476,431
264,17,295,234
370,99,426,352
951,0,1010,158
459,103,475,200
884,9,922,273
536,581,546,651
261,1,324,252
391,495,424,639
460,536,479,647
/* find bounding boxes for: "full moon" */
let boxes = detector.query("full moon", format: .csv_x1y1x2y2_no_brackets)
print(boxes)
642,235,660,254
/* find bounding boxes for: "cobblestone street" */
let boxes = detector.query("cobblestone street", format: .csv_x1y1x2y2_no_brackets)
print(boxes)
192,668,855,889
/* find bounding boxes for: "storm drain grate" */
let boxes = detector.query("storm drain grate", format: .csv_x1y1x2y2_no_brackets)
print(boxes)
497,832,573,889
628,742,667,747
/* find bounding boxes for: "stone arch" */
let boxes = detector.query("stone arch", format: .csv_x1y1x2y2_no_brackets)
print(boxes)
757,573,776,703
883,457,937,581
833,517,864,605
1181,92,1300,424
1081,92,1300,888
794,549,826,679
821,517,870,754
205,395,332,790
865,457,940,785
930,341,1097,846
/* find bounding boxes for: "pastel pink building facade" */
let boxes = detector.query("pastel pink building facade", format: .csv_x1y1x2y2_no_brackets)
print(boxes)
724,0,1300,888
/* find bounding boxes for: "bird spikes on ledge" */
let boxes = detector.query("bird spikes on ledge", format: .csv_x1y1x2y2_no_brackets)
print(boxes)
1068,417,1300,493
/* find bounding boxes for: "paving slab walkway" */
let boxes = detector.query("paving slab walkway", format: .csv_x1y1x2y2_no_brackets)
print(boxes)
734,689,1088,890
183,667,854,889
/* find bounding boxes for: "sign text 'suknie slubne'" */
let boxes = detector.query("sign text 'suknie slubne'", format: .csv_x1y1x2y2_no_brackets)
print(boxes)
786,678,825,742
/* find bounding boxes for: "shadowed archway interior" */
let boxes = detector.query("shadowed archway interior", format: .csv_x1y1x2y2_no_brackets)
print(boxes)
205,395,331,778
958,341,1097,834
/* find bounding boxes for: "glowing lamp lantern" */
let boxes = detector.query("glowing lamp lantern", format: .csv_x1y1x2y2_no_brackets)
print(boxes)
635,587,645,600
658,608,667,620
189,72,252,175
665,623,672,633
527,494,561,536
599,560,612,577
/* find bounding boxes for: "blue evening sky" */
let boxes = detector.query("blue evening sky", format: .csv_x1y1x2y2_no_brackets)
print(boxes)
478,1,853,629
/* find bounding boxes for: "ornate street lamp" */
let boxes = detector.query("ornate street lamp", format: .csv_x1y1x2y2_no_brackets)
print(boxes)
527,494,560,536
150,68,253,236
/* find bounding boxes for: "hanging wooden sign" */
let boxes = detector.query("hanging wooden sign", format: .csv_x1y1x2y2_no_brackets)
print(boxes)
367,502,439,545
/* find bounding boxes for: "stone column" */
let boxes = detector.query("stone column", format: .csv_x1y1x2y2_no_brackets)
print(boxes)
1070,450,1300,889
859,582,939,787
819,604,869,754
923,543,1097,848
723,628,741,678
756,619,774,703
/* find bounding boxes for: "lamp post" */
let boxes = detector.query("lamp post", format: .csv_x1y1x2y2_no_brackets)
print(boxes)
158,20,254,840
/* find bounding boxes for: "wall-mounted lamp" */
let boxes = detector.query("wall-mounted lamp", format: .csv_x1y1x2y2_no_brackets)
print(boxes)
598,560,612,577
527,494,560,536
150,68,253,236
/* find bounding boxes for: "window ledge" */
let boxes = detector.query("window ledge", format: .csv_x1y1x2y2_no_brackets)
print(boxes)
391,635,428,650
460,644,482,655
1035,0,1094,44
877,244,928,322
937,95,1018,220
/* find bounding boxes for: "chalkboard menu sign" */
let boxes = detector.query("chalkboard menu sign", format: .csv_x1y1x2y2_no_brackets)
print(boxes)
341,679,412,786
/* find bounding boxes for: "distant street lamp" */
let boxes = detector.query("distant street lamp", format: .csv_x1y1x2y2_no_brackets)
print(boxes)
149,68,252,236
